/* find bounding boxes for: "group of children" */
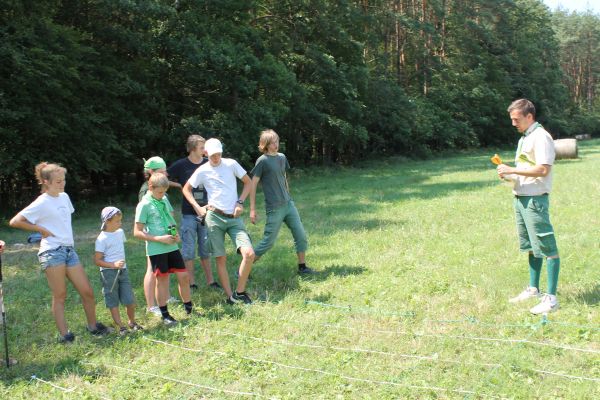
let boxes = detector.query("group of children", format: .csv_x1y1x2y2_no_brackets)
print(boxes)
7,129,311,340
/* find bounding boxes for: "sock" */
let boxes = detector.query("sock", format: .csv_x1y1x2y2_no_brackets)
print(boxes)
528,254,543,290
235,291,246,295
184,301,193,314
298,263,307,270
159,305,169,318
547,257,560,295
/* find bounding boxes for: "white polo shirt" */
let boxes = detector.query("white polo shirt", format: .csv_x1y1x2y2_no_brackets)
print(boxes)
513,123,555,196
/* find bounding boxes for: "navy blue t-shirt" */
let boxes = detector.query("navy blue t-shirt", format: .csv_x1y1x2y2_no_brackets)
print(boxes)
168,157,208,215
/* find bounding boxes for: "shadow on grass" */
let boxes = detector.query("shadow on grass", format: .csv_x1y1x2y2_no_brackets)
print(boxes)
577,284,600,306
300,264,367,282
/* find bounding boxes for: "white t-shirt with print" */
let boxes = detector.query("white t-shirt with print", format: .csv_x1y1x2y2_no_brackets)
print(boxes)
95,229,127,271
19,192,75,254
187,158,247,214
513,124,555,196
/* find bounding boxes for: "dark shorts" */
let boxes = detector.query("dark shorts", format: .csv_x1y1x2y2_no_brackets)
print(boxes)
149,250,186,277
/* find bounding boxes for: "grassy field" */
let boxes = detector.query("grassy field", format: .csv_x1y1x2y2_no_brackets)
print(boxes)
1,140,599,399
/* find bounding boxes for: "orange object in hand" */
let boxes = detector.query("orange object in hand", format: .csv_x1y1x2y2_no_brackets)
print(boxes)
491,154,502,165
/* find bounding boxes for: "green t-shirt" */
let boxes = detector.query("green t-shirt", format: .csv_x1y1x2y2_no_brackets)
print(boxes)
251,153,291,211
135,192,179,256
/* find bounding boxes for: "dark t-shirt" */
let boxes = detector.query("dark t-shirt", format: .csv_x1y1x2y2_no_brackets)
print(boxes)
168,157,208,215
251,153,291,211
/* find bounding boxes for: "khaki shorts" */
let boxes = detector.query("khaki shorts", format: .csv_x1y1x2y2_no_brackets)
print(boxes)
205,211,253,257
514,194,558,258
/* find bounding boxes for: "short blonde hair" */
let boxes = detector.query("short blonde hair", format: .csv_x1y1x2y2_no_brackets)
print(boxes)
35,162,67,193
148,172,169,189
258,129,279,154
186,134,206,153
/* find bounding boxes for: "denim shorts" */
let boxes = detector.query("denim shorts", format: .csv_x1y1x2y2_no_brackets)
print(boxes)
180,214,210,260
38,246,81,271
100,268,135,308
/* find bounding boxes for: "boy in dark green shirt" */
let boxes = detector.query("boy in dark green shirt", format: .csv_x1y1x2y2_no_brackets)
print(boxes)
249,129,313,274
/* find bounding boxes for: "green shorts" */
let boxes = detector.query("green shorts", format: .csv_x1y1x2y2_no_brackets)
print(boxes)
514,194,558,258
205,211,253,257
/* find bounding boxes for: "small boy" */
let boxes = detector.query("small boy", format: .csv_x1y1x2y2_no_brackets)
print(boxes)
249,129,313,274
134,173,193,325
94,207,142,334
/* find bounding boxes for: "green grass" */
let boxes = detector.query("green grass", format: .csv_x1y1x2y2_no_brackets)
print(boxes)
1,141,599,399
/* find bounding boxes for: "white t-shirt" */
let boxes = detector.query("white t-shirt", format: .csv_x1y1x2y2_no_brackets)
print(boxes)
513,124,555,196
187,158,247,214
19,192,75,254
95,229,127,271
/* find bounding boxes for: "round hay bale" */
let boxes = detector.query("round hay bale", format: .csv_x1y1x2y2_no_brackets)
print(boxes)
554,138,578,160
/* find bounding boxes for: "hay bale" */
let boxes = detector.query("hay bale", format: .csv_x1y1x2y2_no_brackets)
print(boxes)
554,138,578,160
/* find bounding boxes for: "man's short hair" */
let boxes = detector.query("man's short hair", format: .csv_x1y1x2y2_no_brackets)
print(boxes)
507,99,536,118
186,134,206,153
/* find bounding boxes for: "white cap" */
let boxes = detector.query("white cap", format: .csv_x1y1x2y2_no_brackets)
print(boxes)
205,138,223,156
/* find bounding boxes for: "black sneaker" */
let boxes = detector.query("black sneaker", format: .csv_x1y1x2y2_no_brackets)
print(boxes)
88,322,110,336
232,291,253,304
190,284,199,290
59,331,75,343
209,281,221,289
298,266,315,275
162,315,178,326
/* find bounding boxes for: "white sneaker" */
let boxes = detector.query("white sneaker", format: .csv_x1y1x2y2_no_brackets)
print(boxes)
530,294,559,315
147,306,162,317
167,296,180,304
509,287,540,303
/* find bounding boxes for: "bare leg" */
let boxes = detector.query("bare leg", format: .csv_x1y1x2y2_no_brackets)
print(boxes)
200,257,215,284
125,304,136,325
144,257,156,309
184,259,196,286
236,247,255,293
109,307,124,328
45,265,69,336
155,275,170,308
66,264,98,329
215,256,231,297
297,252,305,264
175,271,191,303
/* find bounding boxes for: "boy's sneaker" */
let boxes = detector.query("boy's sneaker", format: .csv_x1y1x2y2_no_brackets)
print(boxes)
530,294,559,315
209,281,221,289
509,287,540,303
162,315,178,326
59,331,75,344
88,322,111,336
298,265,315,275
147,306,162,316
232,291,253,304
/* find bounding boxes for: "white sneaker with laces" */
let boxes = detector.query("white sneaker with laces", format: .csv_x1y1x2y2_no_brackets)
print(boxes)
509,287,540,303
147,306,162,316
530,294,559,315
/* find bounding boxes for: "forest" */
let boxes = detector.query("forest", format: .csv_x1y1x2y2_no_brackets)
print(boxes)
1,0,599,208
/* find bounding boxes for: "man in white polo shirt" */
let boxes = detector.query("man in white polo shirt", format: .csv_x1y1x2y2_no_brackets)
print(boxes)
497,98,560,315
182,138,255,305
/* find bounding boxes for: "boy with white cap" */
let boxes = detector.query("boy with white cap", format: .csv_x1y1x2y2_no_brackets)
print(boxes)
95,206,142,334
183,138,255,304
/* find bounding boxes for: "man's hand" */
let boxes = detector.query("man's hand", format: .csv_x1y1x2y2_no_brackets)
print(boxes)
233,204,243,218
250,209,258,224
497,164,514,179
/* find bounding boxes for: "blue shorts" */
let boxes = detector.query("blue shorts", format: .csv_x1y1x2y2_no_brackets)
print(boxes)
180,214,210,260
100,268,135,308
38,246,81,271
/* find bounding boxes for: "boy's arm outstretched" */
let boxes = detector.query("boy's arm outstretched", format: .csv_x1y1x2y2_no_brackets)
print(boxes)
249,175,260,224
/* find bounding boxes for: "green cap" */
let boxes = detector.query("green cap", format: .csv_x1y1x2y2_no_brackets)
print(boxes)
143,156,166,171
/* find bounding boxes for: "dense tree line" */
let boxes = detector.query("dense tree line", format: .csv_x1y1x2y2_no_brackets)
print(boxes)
1,0,598,209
